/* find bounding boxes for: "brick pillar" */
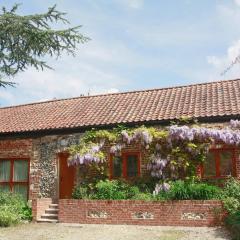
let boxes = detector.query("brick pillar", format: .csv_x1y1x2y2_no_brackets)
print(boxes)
235,148,240,179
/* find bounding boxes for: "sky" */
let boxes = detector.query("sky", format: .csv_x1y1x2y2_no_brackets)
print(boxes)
1,0,240,107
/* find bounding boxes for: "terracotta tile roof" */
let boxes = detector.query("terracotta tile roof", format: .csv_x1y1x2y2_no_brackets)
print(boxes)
1,79,240,134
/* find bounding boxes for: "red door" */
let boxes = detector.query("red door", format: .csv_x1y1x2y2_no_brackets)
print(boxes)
59,153,75,199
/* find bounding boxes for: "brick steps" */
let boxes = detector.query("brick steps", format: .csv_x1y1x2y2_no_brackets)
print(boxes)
37,203,59,223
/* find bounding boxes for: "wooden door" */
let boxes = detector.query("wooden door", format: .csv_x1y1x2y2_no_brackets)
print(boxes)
59,153,75,199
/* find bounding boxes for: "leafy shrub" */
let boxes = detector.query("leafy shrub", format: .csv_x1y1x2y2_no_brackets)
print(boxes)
223,197,240,215
90,180,141,200
21,204,32,221
222,178,240,200
155,180,221,200
188,182,222,200
126,186,140,199
131,192,153,201
72,186,88,199
131,177,157,193
220,178,240,239
0,205,20,227
0,191,32,227
225,212,240,240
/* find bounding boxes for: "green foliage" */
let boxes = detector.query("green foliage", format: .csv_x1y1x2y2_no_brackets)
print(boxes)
131,177,157,193
147,127,168,140
222,178,240,200
223,197,240,215
0,191,32,227
220,178,240,239
168,142,208,180
225,212,240,240
72,179,157,200
155,180,221,200
91,180,141,200
72,186,88,199
92,180,137,200
221,178,240,214
20,205,32,221
83,130,118,143
72,179,223,202
69,124,209,181
0,205,20,227
83,125,130,143
68,141,106,162
0,4,89,87
170,117,197,125
94,130,118,142
131,192,153,201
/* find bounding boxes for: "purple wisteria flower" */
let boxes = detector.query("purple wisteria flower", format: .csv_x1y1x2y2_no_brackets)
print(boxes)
230,119,240,128
168,125,240,146
147,154,169,178
132,129,153,147
68,143,105,166
110,143,125,155
121,130,132,144
153,183,171,196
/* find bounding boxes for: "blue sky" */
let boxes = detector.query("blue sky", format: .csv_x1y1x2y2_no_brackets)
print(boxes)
1,0,240,107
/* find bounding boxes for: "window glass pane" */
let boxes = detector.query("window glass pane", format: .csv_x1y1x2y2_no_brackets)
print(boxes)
127,155,138,177
220,151,233,176
112,156,122,177
204,152,216,177
13,160,28,181
0,160,10,181
13,185,28,200
0,184,10,192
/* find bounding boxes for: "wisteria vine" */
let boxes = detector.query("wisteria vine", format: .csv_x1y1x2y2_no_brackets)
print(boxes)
68,120,240,180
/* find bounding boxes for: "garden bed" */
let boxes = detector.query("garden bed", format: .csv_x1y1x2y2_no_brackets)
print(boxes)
58,199,224,227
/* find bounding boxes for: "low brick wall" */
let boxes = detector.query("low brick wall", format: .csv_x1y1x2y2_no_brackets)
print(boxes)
32,198,53,221
58,199,224,227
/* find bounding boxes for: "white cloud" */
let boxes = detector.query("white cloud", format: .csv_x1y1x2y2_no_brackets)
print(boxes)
0,90,15,107
216,2,240,27
207,40,240,79
115,0,144,9
234,0,240,6
125,0,144,9
1,27,164,107
0,59,128,106
107,88,119,94
0,34,142,106
207,56,222,67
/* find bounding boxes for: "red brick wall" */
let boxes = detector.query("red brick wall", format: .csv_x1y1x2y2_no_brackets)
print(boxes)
0,139,39,200
0,139,32,158
58,199,224,227
32,198,53,221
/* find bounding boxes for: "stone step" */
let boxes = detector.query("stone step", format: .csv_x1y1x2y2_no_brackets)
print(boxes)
37,218,58,223
41,213,58,220
45,208,59,214
49,204,59,209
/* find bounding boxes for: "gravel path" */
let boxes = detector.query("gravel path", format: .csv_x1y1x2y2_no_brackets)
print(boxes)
0,223,230,240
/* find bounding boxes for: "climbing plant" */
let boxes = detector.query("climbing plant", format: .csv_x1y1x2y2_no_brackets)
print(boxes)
68,120,240,180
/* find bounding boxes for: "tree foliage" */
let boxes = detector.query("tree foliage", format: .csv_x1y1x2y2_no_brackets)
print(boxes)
0,4,89,87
